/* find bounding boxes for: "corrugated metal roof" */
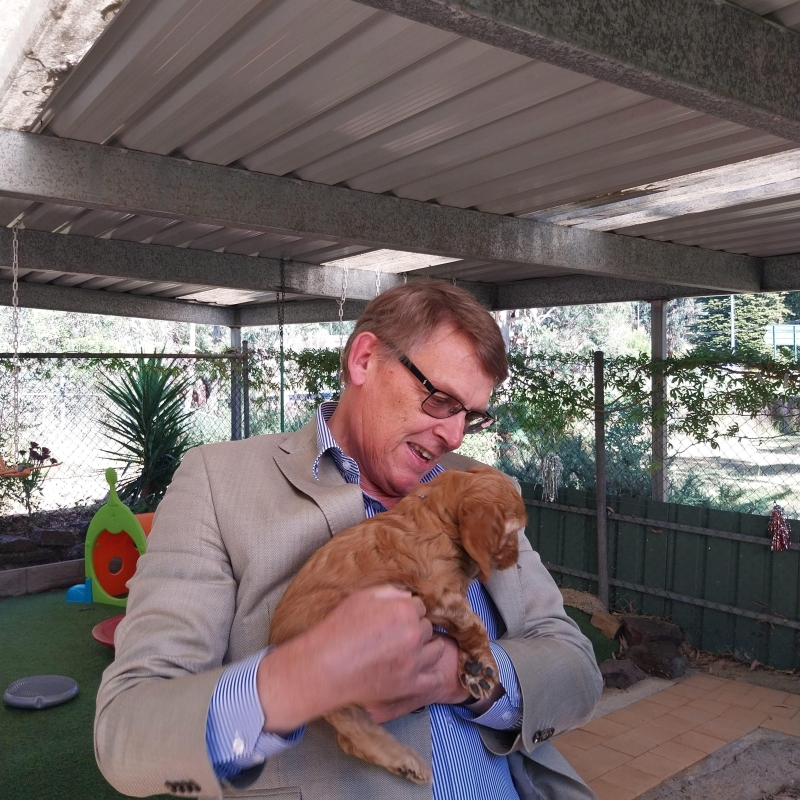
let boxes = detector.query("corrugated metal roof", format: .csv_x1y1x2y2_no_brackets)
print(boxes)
1,0,797,308
730,0,800,32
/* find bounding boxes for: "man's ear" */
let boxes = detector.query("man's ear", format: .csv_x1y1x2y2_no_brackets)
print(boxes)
347,332,381,387
457,496,506,582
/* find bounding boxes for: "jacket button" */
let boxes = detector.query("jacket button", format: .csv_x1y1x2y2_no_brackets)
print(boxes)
412,706,427,714
532,731,541,743
543,727,555,740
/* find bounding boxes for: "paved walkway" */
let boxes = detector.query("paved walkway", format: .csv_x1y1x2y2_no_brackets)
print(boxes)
552,674,800,800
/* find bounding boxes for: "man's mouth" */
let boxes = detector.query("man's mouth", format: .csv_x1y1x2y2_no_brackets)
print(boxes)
408,442,435,464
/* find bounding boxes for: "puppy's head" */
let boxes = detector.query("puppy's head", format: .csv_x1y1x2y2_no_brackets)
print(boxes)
429,466,527,582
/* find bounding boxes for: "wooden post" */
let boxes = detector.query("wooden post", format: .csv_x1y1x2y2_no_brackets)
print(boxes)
651,300,668,502
594,350,609,610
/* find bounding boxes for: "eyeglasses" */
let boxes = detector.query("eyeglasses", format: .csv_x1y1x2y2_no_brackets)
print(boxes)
398,354,494,434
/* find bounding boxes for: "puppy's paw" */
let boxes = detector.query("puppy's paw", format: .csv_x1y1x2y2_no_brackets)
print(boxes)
459,653,499,700
389,754,433,785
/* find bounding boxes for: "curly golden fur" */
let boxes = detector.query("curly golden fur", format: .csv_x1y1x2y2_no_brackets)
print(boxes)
269,465,528,783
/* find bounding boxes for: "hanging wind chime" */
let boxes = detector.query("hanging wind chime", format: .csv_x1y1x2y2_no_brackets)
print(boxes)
0,227,59,479
541,452,563,503
768,503,792,552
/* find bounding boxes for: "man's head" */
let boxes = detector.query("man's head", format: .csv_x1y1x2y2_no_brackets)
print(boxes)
340,281,507,387
329,281,507,506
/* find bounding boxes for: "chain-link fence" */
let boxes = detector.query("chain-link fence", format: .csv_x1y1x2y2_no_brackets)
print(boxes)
1,354,236,514
3,348,799,519
470,351,800,518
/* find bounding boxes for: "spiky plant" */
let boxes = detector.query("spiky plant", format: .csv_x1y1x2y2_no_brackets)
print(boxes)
99,358,196,511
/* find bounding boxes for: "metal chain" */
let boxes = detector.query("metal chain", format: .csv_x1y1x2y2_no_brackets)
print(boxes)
337,265,348,359
374,269,381,297
11,227,21,468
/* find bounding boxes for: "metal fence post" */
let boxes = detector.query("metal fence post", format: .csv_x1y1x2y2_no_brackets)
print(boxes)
594,350,610,610
651,299,669,502
230,326,242,441
242,340,250,439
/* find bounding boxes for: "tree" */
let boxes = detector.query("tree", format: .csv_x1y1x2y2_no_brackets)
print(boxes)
691,294,790,355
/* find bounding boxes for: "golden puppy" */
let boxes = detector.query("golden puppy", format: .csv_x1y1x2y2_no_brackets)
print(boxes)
269,465,528,784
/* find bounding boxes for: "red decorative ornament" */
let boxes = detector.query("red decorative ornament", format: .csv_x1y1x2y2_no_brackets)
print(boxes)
768,504,792,552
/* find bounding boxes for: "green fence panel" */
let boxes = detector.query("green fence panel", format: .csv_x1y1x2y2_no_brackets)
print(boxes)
670,504,706,645
702,508,739,654
519,482,800,670
642,498,671,618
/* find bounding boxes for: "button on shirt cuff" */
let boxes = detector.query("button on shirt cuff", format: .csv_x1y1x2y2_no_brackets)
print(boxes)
453,642,523,731
206,648,305,780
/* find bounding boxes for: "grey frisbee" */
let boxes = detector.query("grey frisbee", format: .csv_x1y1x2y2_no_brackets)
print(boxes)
4,675,79,709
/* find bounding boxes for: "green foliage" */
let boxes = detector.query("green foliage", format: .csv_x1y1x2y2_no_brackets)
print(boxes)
285,348,342,403
98,357,197,511
692,294,790,355
3,442,59,514
492,349,800,505
784,291,800,322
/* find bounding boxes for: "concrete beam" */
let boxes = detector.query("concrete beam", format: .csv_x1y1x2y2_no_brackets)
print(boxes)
493,274,730,310
0,131,762,293
240,299,369,327
0,278,234,325
352,0,800,143
762,254,800,292
0,227,399,301
0,278,371,327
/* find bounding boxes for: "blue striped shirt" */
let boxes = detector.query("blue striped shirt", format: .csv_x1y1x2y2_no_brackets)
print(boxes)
206,402,523,797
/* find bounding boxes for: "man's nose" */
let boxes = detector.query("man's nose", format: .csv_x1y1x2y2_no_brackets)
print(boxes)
433,412,465,451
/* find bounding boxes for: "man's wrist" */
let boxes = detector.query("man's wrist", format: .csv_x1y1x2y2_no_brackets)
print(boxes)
256,641,331,734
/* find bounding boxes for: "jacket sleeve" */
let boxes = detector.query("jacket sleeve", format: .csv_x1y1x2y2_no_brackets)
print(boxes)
94,446,239,800
478,531,603,756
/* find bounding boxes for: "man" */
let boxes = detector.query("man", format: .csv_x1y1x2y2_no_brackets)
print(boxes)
95,281,602,800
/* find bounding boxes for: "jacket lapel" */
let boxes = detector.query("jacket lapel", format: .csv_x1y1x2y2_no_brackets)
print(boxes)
484,557,525,639
274,420,366,537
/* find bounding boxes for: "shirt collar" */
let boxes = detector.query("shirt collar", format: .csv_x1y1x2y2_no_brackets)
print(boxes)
313,401,444,487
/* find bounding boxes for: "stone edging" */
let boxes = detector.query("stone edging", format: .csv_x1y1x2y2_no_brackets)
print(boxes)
0,559,84,598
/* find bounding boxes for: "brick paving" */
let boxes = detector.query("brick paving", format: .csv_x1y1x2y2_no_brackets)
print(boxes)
552,674,800,798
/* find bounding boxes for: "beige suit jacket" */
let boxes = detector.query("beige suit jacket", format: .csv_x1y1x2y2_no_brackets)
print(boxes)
95,422,602,800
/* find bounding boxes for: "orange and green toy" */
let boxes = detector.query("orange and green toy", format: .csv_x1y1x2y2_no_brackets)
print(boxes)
66,469,149,606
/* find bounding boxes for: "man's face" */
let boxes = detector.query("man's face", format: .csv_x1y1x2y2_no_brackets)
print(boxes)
348,325,495,502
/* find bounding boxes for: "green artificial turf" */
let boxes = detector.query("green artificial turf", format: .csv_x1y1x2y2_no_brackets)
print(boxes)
0,590,171,800
0,591,615,800
564,606,620,665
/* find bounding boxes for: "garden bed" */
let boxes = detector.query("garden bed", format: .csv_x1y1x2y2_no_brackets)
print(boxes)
0,507,94,569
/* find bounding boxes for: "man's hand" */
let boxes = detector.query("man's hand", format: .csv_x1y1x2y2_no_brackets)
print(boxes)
363,633,471,723
258,586,455,734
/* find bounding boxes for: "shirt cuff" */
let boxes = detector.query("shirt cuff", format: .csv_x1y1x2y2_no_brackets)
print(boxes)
453,642,523,731
206,647,305,780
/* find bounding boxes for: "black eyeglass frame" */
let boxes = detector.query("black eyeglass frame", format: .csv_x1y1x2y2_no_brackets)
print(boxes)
397,354,494,434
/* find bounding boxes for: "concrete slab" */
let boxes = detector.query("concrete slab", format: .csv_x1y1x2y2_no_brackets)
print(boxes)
636,728,800,800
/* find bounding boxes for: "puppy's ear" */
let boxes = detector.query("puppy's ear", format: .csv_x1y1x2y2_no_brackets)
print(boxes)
457,496,506,583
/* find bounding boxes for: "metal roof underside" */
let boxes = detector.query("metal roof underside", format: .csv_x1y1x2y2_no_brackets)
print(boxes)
0,0,798,324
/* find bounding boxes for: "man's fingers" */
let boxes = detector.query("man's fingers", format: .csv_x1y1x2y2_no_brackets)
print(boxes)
370,585,413,600
418,615,433,643
409,595,427,619
419,635,446,671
